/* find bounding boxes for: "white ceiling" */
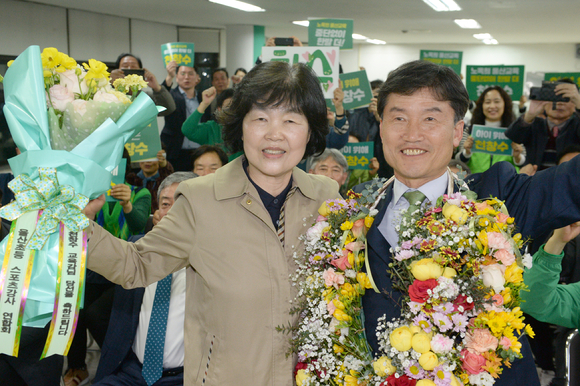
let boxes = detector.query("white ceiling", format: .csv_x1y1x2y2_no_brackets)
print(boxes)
25,0,580,45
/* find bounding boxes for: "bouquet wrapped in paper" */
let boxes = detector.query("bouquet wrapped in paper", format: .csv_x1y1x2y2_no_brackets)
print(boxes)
0,46,160,358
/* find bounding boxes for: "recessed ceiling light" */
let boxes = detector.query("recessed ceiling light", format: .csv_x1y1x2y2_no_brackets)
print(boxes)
483,39,499,45
422,0,461,12
454,19,481,29
473,33,493,40
208,0,265,12
292,20,310,27
352,34,368,40
366,39,386,45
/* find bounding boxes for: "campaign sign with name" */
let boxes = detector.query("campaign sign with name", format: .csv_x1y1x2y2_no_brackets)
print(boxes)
161,42,194,67
125,120,162,163
466,65,525,101
339,70,373,110
471,125,512,156
544,72,580,88
341,141,374,170
420,50,462,75
262,47,339,98
105,161,127,203
308,19,354,50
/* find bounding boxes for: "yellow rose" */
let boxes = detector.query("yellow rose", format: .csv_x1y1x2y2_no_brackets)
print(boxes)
443,267,457,278
296,369,309,386
373,356,396,377
504,263,523,284
412,332,431,353
450,375,462,386
344,374,358,386
417,380,436,386
418,351,438,370
364,216,374,228
410,258,443,281
318,202,331,217
390,326,413,351
410,325,422,334
442,202,469,225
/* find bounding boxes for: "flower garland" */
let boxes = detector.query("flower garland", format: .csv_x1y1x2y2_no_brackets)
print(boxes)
285,176,534,386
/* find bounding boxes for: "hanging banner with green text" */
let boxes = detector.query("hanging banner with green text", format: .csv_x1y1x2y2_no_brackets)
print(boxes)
471,125,512,156
544,72,580,88
161,42,195,67
420,50,462,75
308,19,354,50
125,120,162,163
466,65,525,101
340,141,374,170
339,70,373,110
262,47,340,98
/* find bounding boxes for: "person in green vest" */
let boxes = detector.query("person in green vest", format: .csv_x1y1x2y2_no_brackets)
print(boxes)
181,86,241,161
455,86,525,173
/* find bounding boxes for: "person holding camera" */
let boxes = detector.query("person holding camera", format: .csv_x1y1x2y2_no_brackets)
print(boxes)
505,78,580,173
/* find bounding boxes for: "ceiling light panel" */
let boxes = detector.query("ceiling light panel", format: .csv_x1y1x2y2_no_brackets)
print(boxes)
208,0,265,12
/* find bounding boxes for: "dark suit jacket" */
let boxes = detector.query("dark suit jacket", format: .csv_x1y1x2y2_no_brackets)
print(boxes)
160,82,210,167
356,157,580,386
505,112,580,166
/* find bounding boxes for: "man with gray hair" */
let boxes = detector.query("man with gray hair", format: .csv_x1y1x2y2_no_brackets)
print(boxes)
92,172,197,386
308,148,349,191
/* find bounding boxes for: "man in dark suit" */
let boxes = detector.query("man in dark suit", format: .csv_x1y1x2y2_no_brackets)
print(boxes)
93,172,196,386
160,62,211,172
357,60,580,386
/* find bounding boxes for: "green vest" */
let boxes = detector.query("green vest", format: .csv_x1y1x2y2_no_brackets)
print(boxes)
467,153,519,174
96,185,151,240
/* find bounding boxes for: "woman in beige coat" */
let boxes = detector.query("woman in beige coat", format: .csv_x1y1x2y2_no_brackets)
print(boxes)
84,61,340,385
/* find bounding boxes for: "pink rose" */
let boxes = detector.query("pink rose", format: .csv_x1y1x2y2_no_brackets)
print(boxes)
487,232,513,252
494,249,515,266
481,264,506,293
59,69,88,95
330,250,351,271
496,212,510,224
322,268,344,289
70,99,88,116
491,294,504,307
461,349,486,375
500,336,511,350
94,90,121,104
351,219,365,238
464,328,499,353
47,84,74,111
345,241,364,253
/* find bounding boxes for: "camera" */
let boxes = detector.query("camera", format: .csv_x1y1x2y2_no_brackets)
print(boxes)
274,37,294,46
529,81,570,103
122,69,145,77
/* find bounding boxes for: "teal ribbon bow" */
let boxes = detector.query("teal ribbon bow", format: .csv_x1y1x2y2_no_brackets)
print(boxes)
0,167,89,250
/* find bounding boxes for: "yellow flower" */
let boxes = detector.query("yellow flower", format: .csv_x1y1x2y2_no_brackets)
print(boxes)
419,351,439,370
7,60,14,67
373,356,396,377
318,202,331,217
501,288,512,304
333,344,344,354
296,369,310,386
504,263,523,284
356,272,372,289
344,374,358,386
347,252,355,267
364,216,374,228
443,267,457,278
41,47,62,69
410,325,422,334
60,54,77,70
111,91,132,105
450,375,463,386
82,59,110,82
417,380,436,386
332,298,345,310
487,315,507,336
412,332,431,353
43,69,53,78
390,326,413,351
525,324,535,339
410,258,443,281
442,202,469,225
334,309,351,323
123,73,148,88
341,221,353,231
477,230,488,254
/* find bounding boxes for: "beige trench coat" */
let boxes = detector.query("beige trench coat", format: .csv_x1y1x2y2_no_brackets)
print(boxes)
87,156,339,385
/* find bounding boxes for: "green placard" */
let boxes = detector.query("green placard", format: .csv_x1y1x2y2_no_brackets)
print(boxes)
466,65,525,101
125,119,162,163
339,70,373,110
106,160,127,202
308,19,353,50
420,50,462,75
161,42,195,67
471,125,512,156
341,141,374,170
544,72,580,88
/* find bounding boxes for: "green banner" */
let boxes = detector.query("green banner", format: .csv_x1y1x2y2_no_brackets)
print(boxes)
339,70,373,110
420,50,462,75
466,65,525,101
544,72,580,88
125,120,162,163
106,160,127,203
161,42,195,67
308,19,354,50
341,141,374,170
471,125,512,156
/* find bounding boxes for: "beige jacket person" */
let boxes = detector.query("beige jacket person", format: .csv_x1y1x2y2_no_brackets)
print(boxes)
87,156,339,385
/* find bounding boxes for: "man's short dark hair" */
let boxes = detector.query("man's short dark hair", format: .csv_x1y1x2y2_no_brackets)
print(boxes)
177,65,199,75
370,80,384,90
217,61,328,158
558,145,580,164
212,68,229,80
191,145,229,168
378,60,469,123
234,68,247,75
115,53,142,69
557,78,579,90
216,88,235,109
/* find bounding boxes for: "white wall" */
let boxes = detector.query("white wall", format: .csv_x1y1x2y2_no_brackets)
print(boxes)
225,25,255,77
340,43,580,85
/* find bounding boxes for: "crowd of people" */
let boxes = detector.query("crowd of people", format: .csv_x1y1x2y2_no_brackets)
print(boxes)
0,46,580,386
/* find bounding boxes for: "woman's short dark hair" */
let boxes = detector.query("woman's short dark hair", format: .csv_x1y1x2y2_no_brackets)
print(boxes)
191,145,229,168
218,61,328,159
471,86,515,128
114,53,142,69
378,60,469,123
216,88,235,109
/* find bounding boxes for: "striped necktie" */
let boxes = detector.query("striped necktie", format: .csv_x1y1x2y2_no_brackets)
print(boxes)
277,186,297,247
